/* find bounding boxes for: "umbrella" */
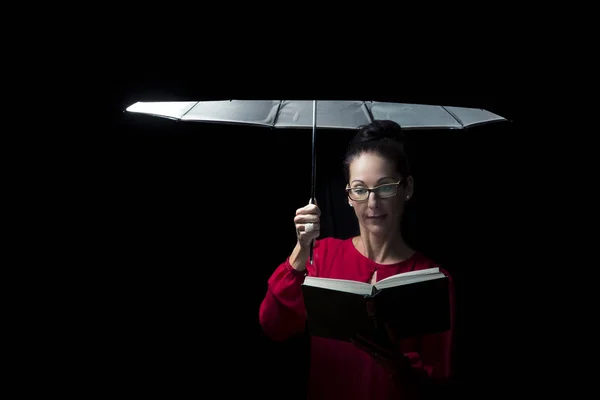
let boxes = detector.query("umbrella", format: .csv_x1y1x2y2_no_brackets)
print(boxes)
124,100,506,130
124,100,508,263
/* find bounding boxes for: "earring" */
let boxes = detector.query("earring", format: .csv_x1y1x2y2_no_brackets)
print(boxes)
349,202,353,207
405,196,410,200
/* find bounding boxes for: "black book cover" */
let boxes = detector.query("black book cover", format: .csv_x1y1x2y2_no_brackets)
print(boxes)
302,277,450,342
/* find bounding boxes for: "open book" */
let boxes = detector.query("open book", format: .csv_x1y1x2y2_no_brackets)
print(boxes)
301,267,450,342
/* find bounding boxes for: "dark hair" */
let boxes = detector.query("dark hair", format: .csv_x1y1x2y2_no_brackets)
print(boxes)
343,120,410,183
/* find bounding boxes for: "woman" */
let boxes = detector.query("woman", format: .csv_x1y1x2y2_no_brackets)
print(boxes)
259,120,455,399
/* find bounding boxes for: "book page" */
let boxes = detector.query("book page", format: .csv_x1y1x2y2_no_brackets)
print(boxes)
303,276,373,296
374,273,444,290
374,267,443,290
377,267,440,284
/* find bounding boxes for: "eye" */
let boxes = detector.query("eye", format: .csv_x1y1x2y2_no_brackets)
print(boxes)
378,185,395,193
352,188,367,195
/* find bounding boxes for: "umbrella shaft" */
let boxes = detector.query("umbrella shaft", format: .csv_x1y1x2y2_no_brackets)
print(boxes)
311,100,317,201
310,100,317,265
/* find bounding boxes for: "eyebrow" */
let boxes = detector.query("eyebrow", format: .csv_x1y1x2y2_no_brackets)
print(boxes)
351,177,397,185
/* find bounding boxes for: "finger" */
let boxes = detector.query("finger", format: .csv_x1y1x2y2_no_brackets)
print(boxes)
294,214,320,224
296,205,321,216
297,230,320,244
296,223,321,232
297,229,320,239
296,204,321,216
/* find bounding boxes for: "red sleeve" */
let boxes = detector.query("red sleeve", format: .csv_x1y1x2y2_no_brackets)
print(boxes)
258,241,323,341
403,268,455,381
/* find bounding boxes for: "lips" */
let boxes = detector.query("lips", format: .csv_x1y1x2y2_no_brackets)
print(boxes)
367,214,387,219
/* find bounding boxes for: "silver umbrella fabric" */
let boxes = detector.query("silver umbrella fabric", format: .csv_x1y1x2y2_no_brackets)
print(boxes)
125,100,506,130
124,100,507,262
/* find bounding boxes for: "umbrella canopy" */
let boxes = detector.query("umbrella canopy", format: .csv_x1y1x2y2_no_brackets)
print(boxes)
124,100,506,130
123,99,508,264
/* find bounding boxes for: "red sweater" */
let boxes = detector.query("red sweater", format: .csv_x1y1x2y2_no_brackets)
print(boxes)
259,237,455,400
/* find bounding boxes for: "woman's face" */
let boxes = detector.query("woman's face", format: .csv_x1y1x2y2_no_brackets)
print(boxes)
347,152,413,236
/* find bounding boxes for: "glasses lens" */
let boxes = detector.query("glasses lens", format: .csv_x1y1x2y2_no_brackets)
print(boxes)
349,188,368,201
348,183,399,201
376,184,398,198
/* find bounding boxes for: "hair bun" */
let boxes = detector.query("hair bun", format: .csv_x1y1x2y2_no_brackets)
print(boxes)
344,119,411,180
354,120,404,145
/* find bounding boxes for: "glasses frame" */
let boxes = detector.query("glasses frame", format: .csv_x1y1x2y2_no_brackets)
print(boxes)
345,180,404,202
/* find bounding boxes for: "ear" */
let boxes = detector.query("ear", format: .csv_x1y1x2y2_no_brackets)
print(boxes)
404,176,414,200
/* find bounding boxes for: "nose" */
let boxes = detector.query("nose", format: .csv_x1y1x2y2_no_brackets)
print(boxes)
367,191,379,209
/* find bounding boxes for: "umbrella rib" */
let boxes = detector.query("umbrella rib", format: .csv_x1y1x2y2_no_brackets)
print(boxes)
180,101,200,120
441,105,464,128
272,100,283,127
362,101,375,123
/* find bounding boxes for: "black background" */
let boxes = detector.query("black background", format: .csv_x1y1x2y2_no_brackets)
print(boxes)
98,85,518,398
46,47,526,397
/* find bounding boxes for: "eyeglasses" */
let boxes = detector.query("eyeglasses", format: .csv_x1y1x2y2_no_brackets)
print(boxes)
345,180,403,202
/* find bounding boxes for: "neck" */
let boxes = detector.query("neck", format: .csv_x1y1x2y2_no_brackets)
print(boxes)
357,228,411,264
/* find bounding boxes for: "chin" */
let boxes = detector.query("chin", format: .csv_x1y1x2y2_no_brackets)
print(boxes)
364,224,392,236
